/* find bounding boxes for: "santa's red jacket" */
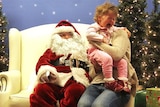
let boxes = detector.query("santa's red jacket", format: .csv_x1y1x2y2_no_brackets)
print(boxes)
36,49,90,87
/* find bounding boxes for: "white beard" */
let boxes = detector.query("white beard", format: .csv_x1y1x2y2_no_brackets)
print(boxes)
50,33,88,62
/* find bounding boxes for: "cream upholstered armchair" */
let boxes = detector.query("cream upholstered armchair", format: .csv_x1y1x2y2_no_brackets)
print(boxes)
0,22,137,107
0,23,90,107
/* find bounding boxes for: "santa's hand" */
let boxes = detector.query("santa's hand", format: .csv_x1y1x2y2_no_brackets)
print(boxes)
48,72,58,83
40,71,57,83
40,71,50,83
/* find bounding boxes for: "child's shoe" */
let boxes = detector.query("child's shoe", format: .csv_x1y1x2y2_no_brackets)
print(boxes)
104,80,124,92
117,80,131,93
104,80,131,93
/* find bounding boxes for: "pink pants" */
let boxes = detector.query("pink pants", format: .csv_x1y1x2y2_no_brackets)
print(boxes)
87,48,128,80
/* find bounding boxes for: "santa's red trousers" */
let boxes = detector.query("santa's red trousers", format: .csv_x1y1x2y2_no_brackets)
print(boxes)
30,79,85,107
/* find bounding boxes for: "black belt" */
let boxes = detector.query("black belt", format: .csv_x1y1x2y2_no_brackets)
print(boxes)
93,83,104,86
59,59,89,72
70,59,89,72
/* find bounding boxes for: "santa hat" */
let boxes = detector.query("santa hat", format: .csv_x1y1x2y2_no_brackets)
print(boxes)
53,20,80,35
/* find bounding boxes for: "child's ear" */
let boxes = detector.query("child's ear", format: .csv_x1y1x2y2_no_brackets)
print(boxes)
97,16,102,22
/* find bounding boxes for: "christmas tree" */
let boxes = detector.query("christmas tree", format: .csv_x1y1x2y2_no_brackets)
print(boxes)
143,0,160,88
0,1,9,72
117,0,160,88
116,0,148,86
148,0,160,44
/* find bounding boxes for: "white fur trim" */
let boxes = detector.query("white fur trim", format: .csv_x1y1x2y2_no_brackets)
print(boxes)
53,26,75,34
71,68,90,87
56,72,72,87
50,33,88,62
118,77,128,81
37,65,73,87
37,65,58,83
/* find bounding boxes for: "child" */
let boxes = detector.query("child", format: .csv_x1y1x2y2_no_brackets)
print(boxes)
86,2,131,93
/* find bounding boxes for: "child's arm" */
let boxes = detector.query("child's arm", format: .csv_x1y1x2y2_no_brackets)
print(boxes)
86,27,104,42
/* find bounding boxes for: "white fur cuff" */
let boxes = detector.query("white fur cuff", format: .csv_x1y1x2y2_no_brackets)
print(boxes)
71,68,90,87
37,65,58,83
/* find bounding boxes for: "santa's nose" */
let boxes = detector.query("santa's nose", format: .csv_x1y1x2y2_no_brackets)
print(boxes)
59,32,72,39
63,35,71,39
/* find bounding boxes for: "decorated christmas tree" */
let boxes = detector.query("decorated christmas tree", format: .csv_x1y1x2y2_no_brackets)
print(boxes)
116,0,148,87
0,1,8,72
143,0,160,88
117,0,160,88
148,0,160,44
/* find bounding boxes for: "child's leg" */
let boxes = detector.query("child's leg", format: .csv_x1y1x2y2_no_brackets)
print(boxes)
114,59,131,93
114,59,128,81
88,49,114,81
88,49,128,92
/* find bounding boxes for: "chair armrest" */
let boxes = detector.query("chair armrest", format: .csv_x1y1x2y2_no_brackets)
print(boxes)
0,70,20,106
0,70,20,94
0,76,7,92
8,28,21,71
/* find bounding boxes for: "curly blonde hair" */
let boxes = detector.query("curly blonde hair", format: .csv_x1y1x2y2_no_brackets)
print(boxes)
93,2,118,22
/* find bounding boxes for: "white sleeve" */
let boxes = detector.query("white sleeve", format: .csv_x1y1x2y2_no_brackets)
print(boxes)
86,26,103,42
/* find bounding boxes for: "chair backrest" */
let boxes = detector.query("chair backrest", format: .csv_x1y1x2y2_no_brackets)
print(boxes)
9,23,90,90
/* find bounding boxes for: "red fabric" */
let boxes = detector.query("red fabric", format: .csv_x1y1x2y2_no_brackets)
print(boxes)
30,80,85,107
56,20,80,35
85,72,92,82
30,83,61,107
30,48,86,107
35,49,71,74
59,80,85,107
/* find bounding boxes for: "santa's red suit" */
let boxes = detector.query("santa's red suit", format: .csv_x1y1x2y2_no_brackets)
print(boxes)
30,20,90,107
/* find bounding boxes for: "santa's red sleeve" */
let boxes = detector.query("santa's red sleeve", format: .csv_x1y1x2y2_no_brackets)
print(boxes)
36,49,71,74
35,49,90,87
35,49,73,86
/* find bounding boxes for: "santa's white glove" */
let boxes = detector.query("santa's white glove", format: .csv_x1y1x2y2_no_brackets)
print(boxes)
40,71,58,83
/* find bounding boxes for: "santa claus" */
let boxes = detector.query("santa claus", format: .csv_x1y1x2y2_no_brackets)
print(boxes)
30,20,90,107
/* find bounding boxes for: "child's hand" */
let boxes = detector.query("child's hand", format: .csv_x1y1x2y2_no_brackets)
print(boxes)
102,37,108,43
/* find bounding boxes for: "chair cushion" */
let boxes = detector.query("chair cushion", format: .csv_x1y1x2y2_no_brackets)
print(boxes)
9,90,31,107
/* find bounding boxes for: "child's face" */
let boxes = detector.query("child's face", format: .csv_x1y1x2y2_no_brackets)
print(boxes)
58,32,73,39
98,10,117,28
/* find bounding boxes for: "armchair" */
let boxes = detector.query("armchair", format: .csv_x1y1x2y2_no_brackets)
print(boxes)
0,23,90,107
0,22,138,107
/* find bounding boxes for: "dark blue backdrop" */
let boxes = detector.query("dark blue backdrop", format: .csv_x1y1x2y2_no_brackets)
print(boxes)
2,0,114,30
2,0,154,30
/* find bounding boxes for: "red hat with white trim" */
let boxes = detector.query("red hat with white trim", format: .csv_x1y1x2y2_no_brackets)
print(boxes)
53,20,80,35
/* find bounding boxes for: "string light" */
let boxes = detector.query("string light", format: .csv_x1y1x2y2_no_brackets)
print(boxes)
0,2,9,71
117,0,160,88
